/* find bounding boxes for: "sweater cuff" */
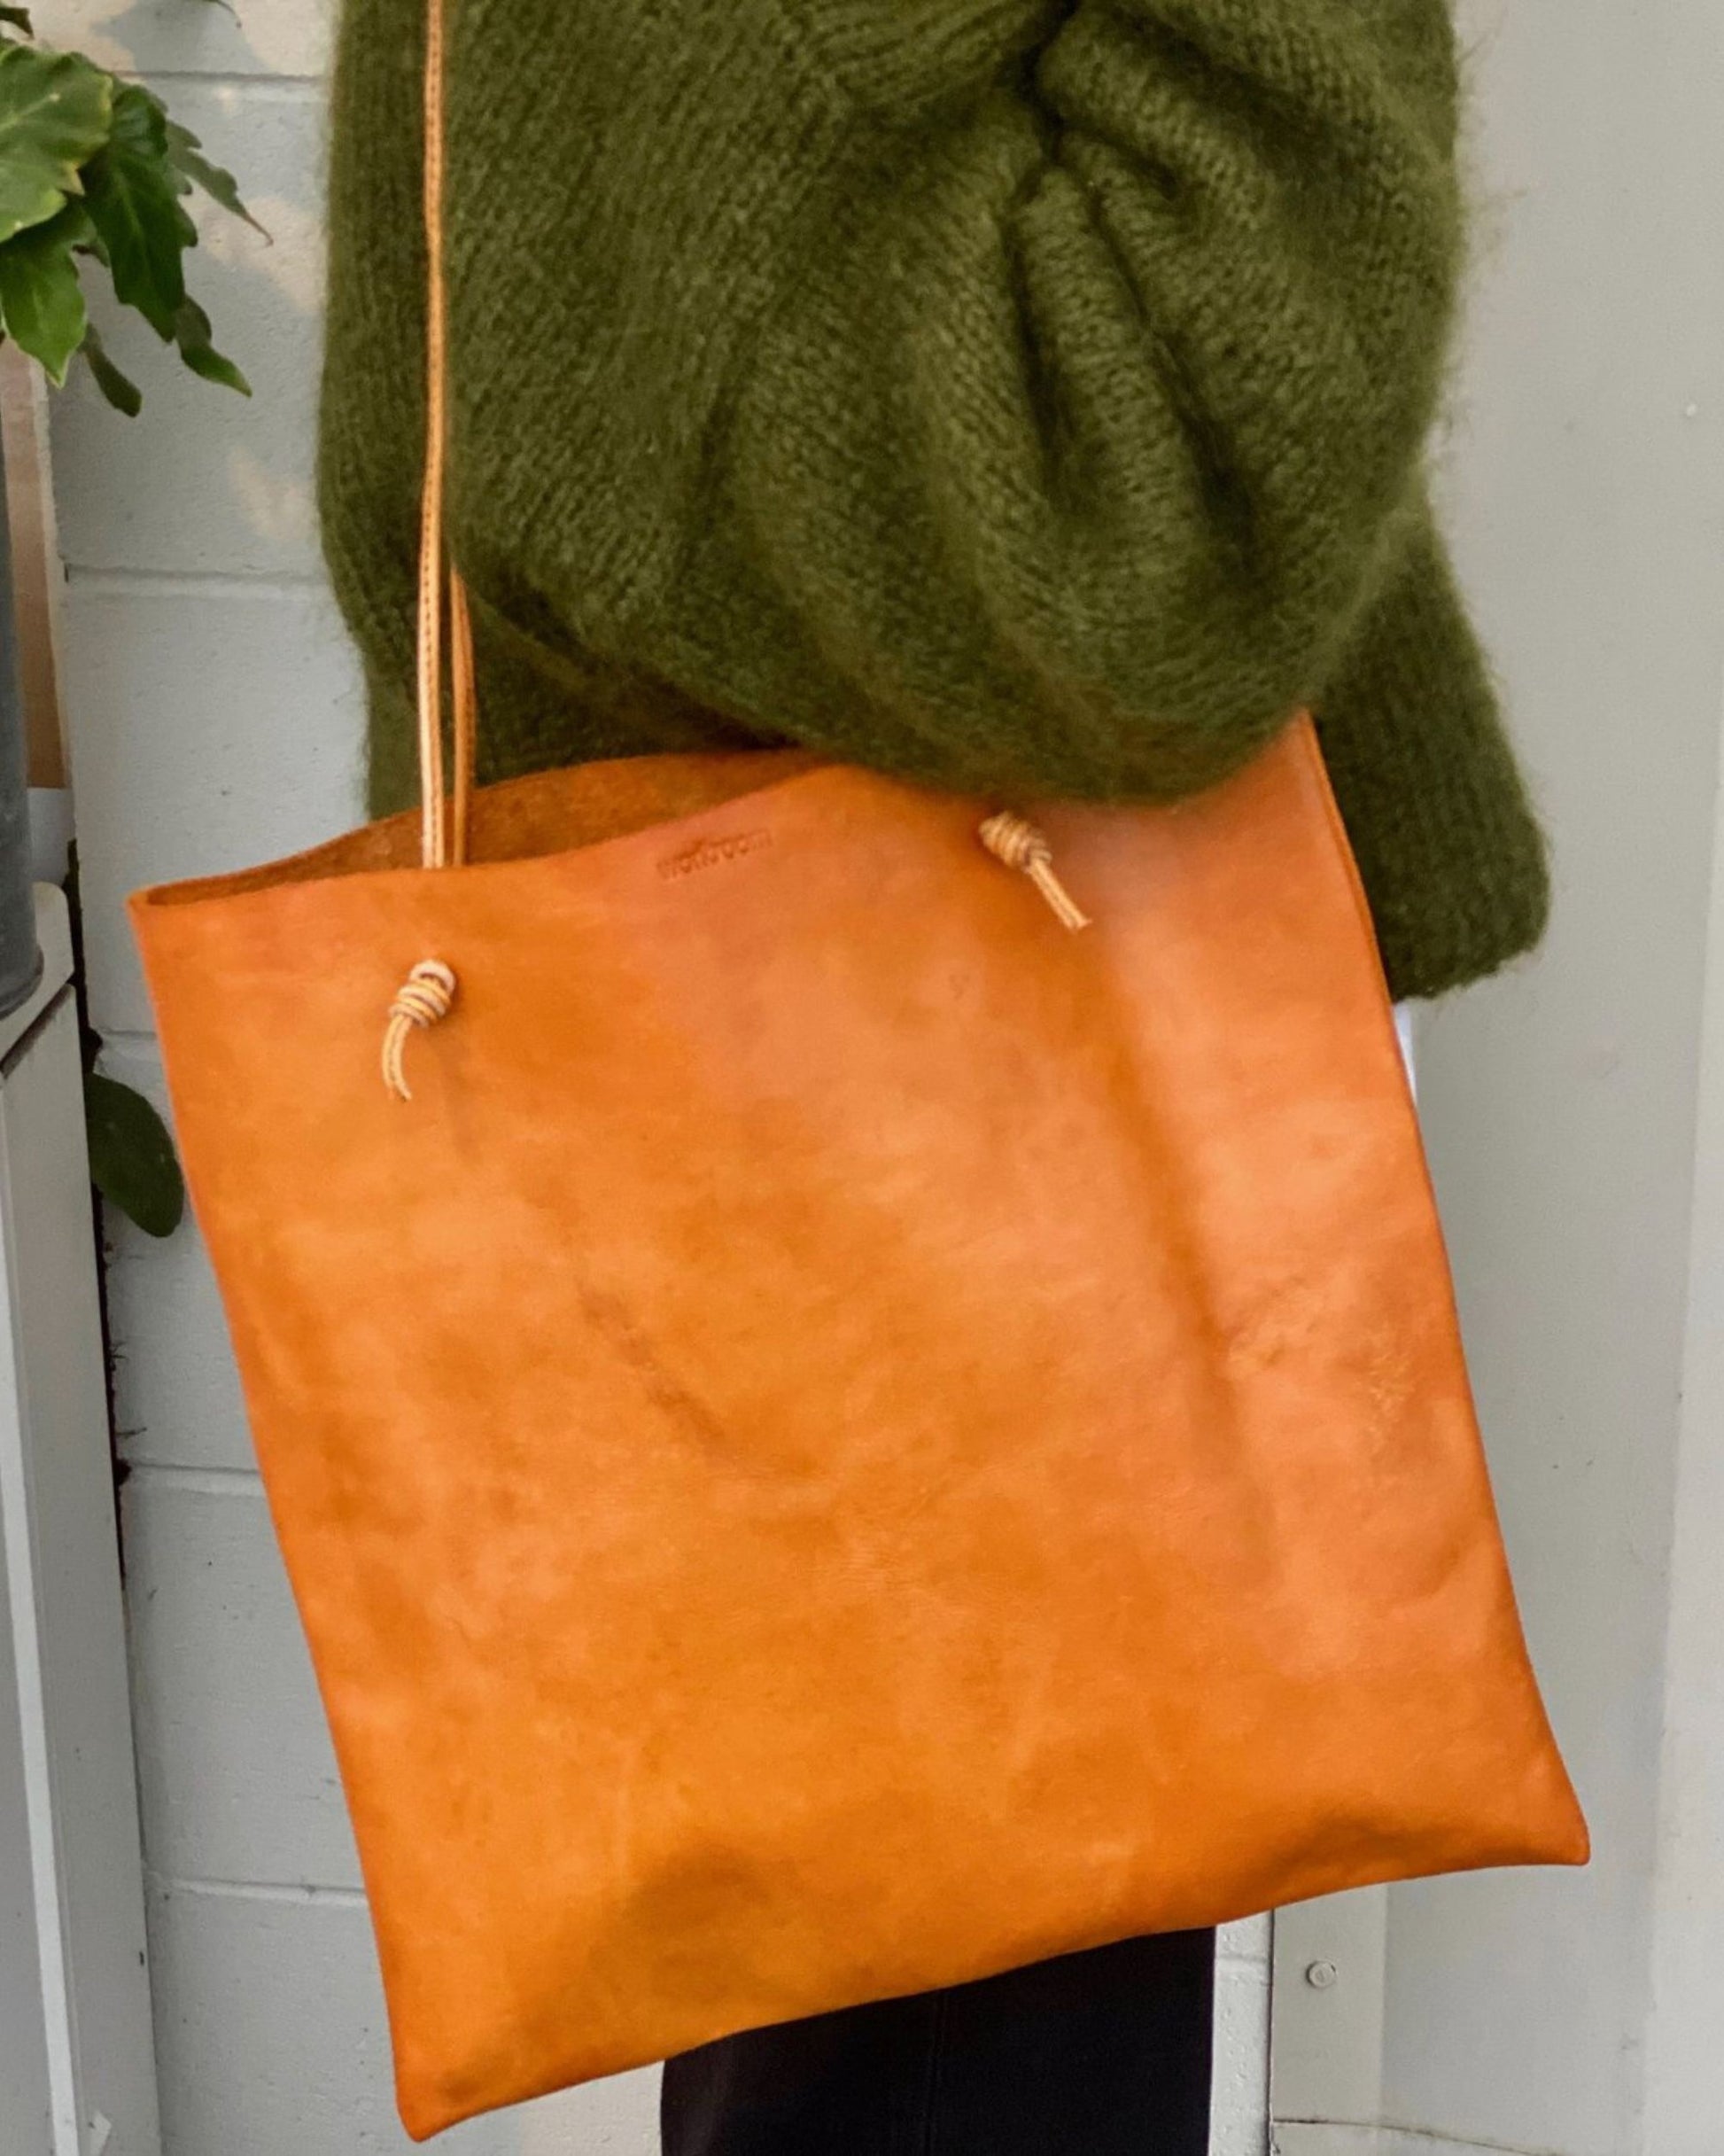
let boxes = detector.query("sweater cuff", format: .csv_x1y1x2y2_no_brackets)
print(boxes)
1313,510,1551,1001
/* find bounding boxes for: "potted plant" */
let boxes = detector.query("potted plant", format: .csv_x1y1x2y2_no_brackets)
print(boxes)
0,3,253,1230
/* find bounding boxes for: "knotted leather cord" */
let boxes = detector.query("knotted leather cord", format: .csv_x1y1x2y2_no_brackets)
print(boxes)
383,961,457,1100
383,0,470,1098
978,812,1091,931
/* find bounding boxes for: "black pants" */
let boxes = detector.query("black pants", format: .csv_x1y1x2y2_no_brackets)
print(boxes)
660,1929,1215,2155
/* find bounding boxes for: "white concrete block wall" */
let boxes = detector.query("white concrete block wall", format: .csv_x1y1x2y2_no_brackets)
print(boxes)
44,2,1270,2148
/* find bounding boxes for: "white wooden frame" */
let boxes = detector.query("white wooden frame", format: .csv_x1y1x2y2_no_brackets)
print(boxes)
0,885,159,2156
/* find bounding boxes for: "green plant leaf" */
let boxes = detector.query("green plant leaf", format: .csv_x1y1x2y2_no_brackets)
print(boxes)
78,318,140,413
84,1071,184,1237
82,82,192,339
172,293,248,393
0,196,88,377
164,116,265,236
0,9,35,34
0,42,110,245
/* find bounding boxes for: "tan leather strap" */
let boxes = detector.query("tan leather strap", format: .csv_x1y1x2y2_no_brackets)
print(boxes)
415,0,475,871
382,0,467,1097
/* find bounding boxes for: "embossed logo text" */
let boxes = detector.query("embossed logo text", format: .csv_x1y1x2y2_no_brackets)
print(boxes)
656,829,773,880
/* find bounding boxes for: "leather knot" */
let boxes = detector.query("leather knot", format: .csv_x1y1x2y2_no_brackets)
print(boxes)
978,813,1091,932
383,960,457,1101
979,811,1050,876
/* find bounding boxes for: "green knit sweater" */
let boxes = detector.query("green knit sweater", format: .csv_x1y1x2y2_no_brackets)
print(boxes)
318,0,1549,1000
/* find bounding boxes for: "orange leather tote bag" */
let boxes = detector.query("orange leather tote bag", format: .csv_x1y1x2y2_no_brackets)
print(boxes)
130,1,1586,2137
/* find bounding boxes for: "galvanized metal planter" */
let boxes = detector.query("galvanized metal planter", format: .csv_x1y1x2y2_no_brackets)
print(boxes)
0,423,41,1020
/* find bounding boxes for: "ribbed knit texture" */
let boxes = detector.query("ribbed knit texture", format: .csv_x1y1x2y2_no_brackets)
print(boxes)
318,0,1549,1000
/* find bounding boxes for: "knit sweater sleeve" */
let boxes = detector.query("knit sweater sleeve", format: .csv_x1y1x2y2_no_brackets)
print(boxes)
664,0,1467,797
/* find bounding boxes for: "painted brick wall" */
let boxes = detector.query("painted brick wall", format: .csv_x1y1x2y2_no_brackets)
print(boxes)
43,3,1270,2147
